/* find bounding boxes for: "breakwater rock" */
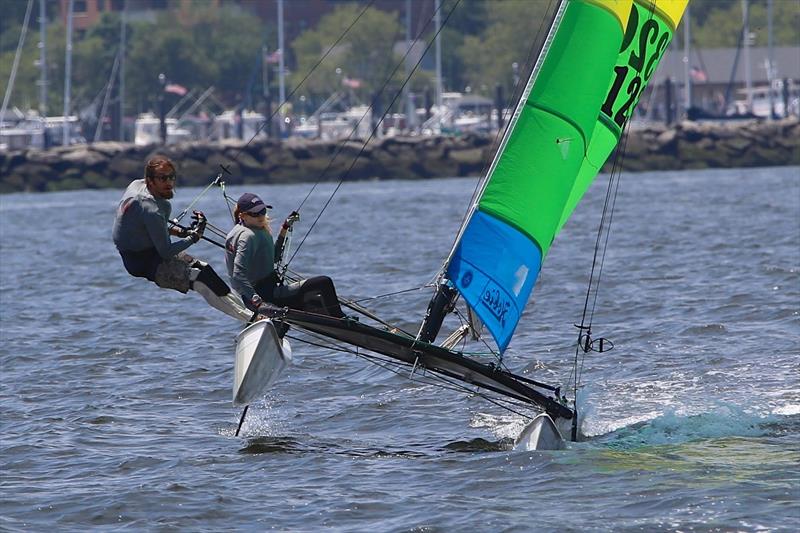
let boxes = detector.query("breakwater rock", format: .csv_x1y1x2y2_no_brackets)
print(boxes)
1,119,798,194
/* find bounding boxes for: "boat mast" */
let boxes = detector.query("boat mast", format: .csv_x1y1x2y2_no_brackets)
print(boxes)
63,0,74,146
39,0,47,119
277,0,286,135
404,0,415,131
119,0,127,140
682,4,691,116
767,0,774,119
742,0,752,113
434,0,442,109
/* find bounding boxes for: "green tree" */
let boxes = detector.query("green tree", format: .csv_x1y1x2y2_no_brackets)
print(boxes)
182,5,265,102
458,0,556,97
438,0,489,93
692,0,800,47
125,14,216,113
290,4,403,109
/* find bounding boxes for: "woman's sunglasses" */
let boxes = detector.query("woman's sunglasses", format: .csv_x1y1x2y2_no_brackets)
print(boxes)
245,208,267,217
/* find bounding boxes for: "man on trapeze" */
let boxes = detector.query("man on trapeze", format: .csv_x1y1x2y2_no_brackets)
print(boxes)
225,192,346,319
112,155,251,321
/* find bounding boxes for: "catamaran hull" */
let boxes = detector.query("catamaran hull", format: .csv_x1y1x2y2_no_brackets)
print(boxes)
513,413,565,451
273,309,573,421
233,319,292,406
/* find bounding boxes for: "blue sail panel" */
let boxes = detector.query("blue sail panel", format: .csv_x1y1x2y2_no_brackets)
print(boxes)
447,210,542,352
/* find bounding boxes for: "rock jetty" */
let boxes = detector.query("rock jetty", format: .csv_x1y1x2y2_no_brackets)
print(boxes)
1,119,797,194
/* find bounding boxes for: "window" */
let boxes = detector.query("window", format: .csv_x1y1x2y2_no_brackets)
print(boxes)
74,0,87,12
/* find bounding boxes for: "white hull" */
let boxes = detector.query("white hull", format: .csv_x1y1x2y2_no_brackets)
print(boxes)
513,414,566,451
233,319,292,406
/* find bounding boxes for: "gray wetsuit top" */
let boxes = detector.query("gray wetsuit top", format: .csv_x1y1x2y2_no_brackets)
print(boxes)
225,223,275,306
112,179,193,258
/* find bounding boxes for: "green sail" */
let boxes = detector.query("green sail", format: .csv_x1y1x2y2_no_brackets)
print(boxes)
447,0,632,351
477,0,631,260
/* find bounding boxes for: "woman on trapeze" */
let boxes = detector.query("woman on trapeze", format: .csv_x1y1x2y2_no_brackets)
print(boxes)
225,192,346,319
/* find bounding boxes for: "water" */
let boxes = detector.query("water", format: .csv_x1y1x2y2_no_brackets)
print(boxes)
1,167,798,531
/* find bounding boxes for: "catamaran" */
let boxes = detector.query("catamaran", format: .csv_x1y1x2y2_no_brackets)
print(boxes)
222,0,689,449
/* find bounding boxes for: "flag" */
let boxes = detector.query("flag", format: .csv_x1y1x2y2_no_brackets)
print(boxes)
164,83,188,96
690,66,707,83
265,49,282,64
342,76,362,89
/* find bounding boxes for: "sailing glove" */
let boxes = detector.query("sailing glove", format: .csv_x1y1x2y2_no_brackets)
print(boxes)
192,210,207,233
282,211,300,230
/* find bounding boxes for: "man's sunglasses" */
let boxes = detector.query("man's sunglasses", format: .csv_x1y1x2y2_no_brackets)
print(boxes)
245,208,267,217
155,174,177,182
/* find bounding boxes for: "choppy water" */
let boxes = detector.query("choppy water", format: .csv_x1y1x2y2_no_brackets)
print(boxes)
1,167,798,531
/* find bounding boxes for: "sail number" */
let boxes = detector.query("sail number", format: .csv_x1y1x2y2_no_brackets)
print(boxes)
600,5,672,128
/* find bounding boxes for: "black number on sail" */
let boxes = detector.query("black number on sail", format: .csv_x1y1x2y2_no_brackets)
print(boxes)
600,4,674,129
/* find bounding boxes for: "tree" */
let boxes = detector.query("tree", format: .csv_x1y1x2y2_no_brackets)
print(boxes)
290,4,403,110
182,5,265,102
692,0,800,47
125,14,216,114
458,0,556,97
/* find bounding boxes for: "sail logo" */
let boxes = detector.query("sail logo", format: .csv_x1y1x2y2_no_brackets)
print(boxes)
481,284,511,327
461,270,473,288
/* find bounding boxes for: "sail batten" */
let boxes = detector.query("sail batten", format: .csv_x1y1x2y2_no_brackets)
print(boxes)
443,0,687,352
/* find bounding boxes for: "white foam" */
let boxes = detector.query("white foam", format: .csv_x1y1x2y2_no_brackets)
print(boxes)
773,403,800,416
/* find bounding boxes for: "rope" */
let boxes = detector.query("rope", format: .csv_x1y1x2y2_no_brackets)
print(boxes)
287,0,462,267
570,3,658,400
350,285,430,303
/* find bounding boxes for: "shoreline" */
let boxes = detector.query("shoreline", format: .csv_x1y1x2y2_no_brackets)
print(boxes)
1,118,797,194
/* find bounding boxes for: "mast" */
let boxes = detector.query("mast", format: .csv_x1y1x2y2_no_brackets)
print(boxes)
767,0,774,119
277,0,286,135
39,0,47,118
63,0,74,146
682,4,691,116
742,0,752,113
404,0,414,131
119,0,127,140
434,0,442,109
